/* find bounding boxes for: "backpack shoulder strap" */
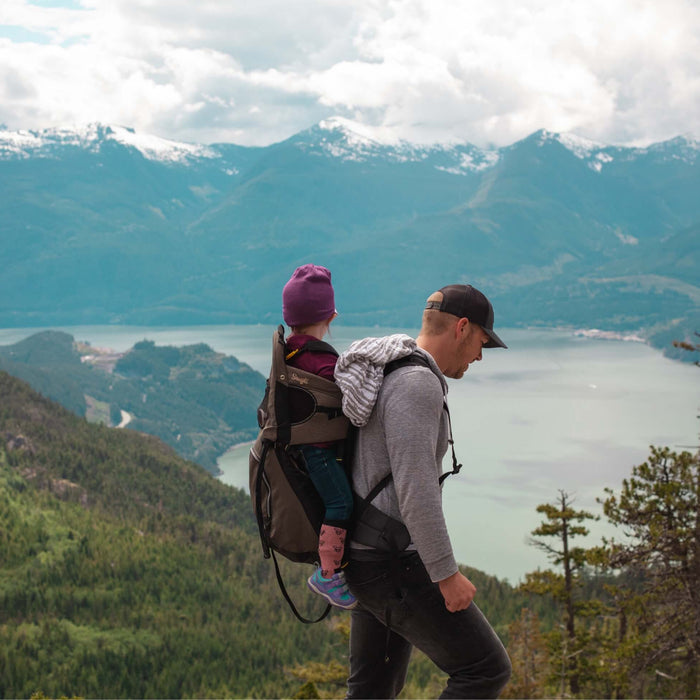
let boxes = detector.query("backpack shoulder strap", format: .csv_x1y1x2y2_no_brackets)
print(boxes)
285,338,338,361
383,352,431,376
361,352,462,506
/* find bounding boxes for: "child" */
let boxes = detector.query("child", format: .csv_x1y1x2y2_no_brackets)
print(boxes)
282,264,357,610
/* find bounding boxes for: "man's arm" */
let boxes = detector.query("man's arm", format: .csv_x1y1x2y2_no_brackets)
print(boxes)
381,368,458,581
380,367,477,612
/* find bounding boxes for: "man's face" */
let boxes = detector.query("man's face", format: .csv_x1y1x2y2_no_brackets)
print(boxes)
445,321,489,379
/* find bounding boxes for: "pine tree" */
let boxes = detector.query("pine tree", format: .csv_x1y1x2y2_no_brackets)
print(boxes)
287,619,350,699
501,608,549,698
600,446,700,698
520,490,597,696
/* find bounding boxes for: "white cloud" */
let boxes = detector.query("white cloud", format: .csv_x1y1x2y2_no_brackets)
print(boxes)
0,0,698,146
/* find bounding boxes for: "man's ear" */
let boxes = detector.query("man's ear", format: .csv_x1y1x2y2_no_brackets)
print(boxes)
455,317,470,337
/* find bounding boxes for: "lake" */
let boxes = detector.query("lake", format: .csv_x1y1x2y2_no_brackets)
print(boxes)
1,323,698,583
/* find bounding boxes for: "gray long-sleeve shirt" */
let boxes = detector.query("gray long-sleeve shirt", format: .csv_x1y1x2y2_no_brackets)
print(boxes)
347,349,458,582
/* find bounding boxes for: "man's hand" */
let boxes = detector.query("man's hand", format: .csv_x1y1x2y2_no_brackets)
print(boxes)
438,571,476,612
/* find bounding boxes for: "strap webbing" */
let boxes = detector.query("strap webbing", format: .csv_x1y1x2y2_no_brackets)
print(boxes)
286,339,339,360
370,353,463,496
440,402,462,484
258,443,331,623
315,405,345,420
270,549,331,624
254,441,272,558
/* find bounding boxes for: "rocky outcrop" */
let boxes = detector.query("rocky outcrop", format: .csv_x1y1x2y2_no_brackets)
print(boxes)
5,432,36,455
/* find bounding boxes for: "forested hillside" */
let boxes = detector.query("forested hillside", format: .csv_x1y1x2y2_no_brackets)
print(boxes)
0,370,552,698
0,370,337,697
0,331,265,473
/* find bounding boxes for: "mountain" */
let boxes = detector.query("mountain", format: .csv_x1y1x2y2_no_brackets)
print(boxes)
1,120,698,355
0,369,339,697
0,369,556,697
0,330,265,473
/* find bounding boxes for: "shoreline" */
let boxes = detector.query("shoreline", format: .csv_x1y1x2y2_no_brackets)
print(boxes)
219,439,255,456
215,440,254,491
572,328,645,342
0,321,659,350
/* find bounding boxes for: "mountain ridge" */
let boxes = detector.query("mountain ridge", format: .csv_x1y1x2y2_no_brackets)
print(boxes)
3,120,698,168
1,121,698,359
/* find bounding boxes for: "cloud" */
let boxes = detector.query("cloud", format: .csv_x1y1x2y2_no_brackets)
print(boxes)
0,0,698,146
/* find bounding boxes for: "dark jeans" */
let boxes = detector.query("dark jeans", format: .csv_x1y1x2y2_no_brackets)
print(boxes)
344,552,511,699
301,445,354,522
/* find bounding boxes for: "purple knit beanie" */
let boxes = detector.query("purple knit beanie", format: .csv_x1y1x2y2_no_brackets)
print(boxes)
282,264,336,327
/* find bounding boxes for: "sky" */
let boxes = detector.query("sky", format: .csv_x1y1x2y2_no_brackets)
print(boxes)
1,0,699,148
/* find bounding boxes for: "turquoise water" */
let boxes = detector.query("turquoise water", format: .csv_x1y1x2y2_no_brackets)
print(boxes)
1,324,698,583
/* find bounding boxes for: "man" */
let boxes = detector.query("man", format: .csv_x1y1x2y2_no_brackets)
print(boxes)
333,284,512,699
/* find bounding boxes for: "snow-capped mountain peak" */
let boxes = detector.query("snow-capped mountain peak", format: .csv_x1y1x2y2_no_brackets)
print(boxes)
106,125,219,163
0,124,219,163
646,134,700,164
317,116,388,146
300,117,400,162
530,129,615,172
532,128,604,156
552,131,606,158
298,117,501,173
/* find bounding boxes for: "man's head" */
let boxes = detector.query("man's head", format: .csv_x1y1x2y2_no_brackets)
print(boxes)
418,284,506,379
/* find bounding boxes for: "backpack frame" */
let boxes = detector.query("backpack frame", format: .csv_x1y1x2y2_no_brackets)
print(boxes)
249,325,350,622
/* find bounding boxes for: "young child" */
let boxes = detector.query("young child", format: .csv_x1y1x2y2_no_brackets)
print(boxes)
282,264,357,610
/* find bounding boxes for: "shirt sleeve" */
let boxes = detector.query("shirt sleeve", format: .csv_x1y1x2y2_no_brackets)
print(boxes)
379,368,458,582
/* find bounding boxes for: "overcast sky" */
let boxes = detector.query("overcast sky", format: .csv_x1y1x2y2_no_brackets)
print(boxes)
1,0,699,147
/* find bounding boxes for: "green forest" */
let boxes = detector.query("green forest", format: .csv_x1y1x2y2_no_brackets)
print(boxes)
1,367,698,698
0,331,265,473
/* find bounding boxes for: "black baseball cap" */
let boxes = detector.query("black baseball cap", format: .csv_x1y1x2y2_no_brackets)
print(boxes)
425,284,507,349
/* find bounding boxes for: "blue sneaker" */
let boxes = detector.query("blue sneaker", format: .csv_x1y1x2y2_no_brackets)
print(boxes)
307,569,358,610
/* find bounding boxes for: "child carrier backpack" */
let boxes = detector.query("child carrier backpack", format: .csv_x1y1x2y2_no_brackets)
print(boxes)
249,325,351,622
